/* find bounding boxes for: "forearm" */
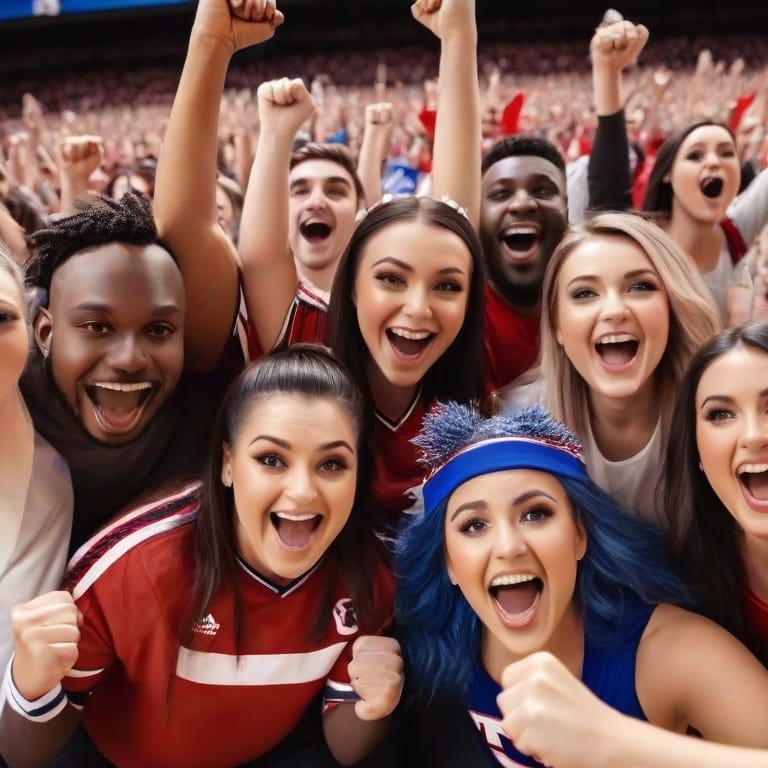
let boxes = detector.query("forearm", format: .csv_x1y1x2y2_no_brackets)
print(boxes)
154,32,240,372
587,109,632,212
322,703,391,766
431,27,480,227
357,129,389,208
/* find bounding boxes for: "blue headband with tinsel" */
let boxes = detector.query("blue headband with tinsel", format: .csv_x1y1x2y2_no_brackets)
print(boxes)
422,435,589,516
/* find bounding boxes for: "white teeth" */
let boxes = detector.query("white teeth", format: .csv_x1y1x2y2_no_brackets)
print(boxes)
740,464,768,474
491,573,537,587
596,333,636,345
503,225,539,236
390,328,431,340
275,512,317,522
92,382,152,392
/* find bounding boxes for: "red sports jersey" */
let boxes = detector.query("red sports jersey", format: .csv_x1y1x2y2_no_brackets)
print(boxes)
244,282,328,361
62,484,394,768
371,393,430,526
483,283,541,399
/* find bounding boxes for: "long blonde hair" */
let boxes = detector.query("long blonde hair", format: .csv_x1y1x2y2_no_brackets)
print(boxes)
541,212,721,435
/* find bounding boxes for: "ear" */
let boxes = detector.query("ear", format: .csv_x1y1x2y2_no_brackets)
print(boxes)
575,518,587,562
662,173,671,183
555,325,564,346
33,307,53,358
220,443,233,488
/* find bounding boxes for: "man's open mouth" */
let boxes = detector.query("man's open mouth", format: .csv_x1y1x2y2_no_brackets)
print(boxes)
299,221,332,243
85,381,155,434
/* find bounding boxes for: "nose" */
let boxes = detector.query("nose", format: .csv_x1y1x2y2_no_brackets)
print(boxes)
106,334,149,374
739,410,768,450
493,520,529,559
305,183,328,210
599,288,630,322
284,463,319,506
506,188,536,214
403,285,432,319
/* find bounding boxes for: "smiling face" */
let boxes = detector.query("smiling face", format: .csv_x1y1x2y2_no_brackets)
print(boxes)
480,155,567,307
696,346,768,543
288,159,360,287
221,393,358,584
444,468,586,674
35,242,185,444
352,219,472,402
669,124,741,226
0,266,29,401
554,234,670,403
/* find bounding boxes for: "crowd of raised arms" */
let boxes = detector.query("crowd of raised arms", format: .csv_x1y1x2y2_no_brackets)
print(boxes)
2,1,768,766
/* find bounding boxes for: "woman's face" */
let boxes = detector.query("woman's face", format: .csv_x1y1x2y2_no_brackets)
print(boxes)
222,393,358,585
0,267,29,400
554,234,670,403
696,345,768,542
669,125,741,225
444,468,586,673
352,219,472,397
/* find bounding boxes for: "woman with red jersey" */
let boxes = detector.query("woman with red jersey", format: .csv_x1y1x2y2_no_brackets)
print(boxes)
0,345,401,768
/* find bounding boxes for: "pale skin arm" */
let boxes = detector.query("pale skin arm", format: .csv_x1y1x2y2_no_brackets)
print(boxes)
637,603,768,747
356,102,394,208
152,0,283,373
0,592,82,768
498,651,768,768
322,635,403,766
412,0,480,228
238,77,315,353
56,135,103,216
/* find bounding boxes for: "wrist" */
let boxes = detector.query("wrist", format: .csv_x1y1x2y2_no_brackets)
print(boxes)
5,657,67,722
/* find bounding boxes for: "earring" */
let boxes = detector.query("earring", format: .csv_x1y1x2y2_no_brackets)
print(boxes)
698,459,704,471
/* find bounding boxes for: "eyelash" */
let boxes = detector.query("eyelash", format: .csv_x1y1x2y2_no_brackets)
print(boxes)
0,311,20,323
520,506,552,523
255,454,349,472
704,407,734,422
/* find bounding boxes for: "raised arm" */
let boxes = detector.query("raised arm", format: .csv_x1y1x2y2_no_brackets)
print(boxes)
238,77,315,354
356,102,394,209
412,0,480,228
153,0,283,373
587,16,649,213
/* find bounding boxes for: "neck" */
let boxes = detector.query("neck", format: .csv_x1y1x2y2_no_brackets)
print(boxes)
491,279,542,316
297,262,336,295
366,359,418,423
588,380,660,461
664,210,723,272
0,388,31,435
741,532,768,603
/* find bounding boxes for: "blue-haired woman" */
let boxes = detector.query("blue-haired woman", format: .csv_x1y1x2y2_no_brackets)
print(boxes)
395,403,768,768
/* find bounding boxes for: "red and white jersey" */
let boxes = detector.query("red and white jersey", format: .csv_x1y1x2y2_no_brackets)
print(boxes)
483,283,541,399
371,394,430,526
62,484,394,768
243,281,329,361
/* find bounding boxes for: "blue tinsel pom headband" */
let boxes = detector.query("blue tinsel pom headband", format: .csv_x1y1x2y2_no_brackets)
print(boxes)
422,435,589,517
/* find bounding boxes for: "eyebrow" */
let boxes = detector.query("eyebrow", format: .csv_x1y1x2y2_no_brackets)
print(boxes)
248,435,354,452
289,176,352,190
71,302,181,316
449,489,557,521
700,390,768,408
370,257,466,275
565,268,657,287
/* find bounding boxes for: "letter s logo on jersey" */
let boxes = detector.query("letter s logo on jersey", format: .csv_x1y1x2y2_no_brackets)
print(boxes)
333,598,359,636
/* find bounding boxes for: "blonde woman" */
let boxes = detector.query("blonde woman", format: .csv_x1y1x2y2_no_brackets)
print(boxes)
500,212,720,523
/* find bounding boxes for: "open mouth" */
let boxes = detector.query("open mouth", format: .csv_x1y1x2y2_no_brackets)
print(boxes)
739,464,768,503
701,177,724,199
500,226,541,261
490,573,543,626
271,511,322,549
595,334,639,368
299,221,332,243
386,328,434,359
85,381,155,435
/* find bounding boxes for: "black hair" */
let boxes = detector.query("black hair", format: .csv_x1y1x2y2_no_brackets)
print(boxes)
481,134,566,177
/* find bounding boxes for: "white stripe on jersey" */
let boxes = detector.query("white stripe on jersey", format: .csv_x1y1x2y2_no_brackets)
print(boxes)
64,667,105,679
176,642,347,686
70,503,198,601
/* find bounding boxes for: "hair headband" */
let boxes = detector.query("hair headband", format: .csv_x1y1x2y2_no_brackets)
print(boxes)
422,436,589,516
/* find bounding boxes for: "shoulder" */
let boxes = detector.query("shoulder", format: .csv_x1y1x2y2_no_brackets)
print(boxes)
65,482,201,600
